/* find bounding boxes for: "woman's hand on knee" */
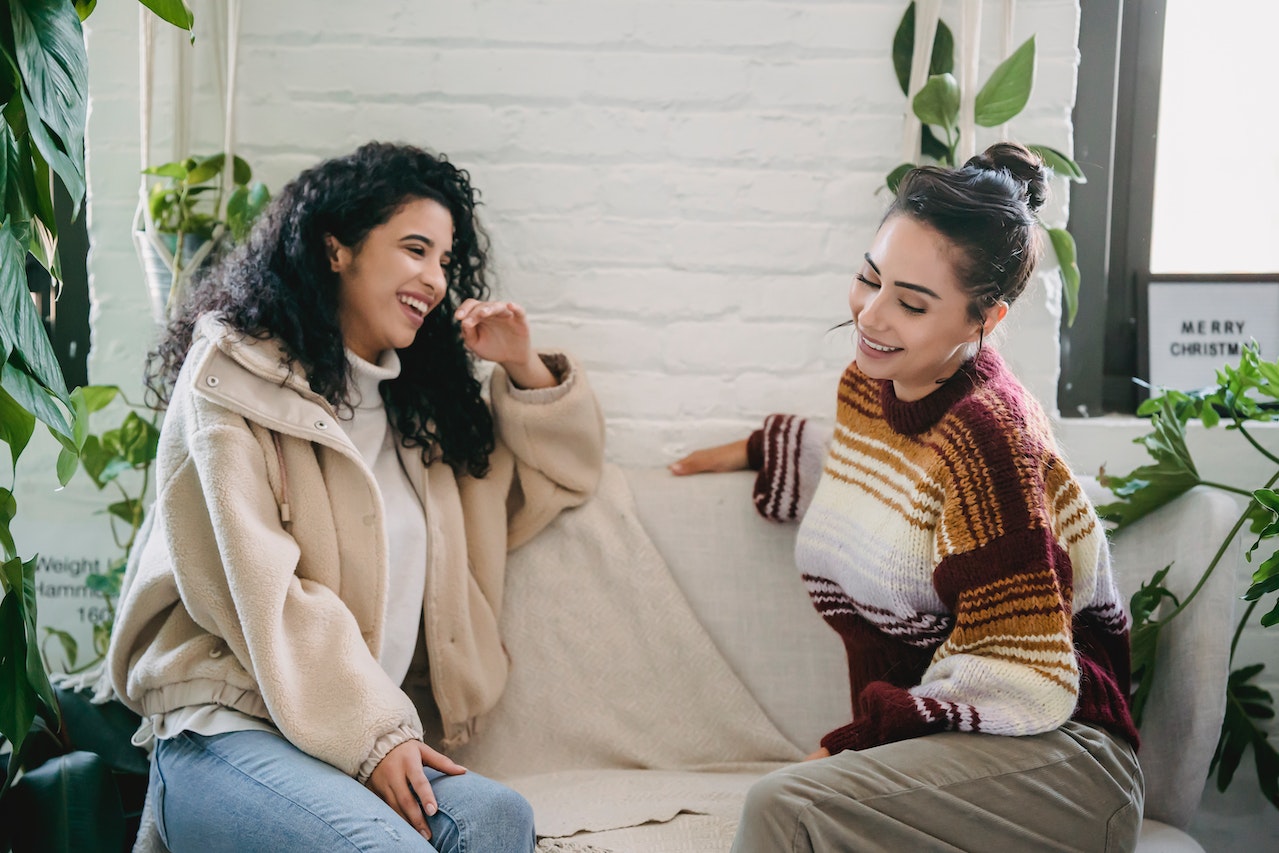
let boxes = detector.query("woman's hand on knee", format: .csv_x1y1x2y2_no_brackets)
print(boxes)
669,438,750,476
368,739,467,841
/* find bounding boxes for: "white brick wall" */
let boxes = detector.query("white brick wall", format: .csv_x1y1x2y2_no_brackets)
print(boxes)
81,0,1081,466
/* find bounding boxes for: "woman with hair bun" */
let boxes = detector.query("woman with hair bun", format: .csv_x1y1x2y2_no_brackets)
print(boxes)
672,142,1143,851
108,141,605,852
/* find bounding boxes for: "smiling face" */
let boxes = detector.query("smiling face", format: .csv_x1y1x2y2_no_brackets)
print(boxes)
848,215,1006,401
329,196,455,363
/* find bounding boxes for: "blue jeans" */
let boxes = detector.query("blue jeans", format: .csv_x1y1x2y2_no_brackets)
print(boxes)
151,730,535,853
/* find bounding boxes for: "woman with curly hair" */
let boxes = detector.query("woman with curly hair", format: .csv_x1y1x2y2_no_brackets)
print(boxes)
108,141,605,852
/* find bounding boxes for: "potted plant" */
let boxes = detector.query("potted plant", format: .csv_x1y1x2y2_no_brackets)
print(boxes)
2,2,194,850
1099,342,1279,812
137,151,271,322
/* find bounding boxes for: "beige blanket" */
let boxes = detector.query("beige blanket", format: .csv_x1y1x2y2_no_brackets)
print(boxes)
452,465,802,851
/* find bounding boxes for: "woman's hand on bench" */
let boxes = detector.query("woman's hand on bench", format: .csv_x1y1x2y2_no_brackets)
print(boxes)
669,438,750,476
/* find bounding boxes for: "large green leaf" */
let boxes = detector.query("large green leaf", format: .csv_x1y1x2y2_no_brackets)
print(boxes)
0,382,36,475
0,575,39,760
1127,564,1178,725
9,0,88,210
7,750,127,851
73,1,98,22
1047,227,1080,327
1,360,71,440
1027,143,1086,183
2,121,37,238
0,487,15,559
1097,397,1200,529
1211,663,1279,808
0,221,69,407
912,73,959,136
974,36,1036,127
138,0,195,32
1,553,57,760
891,2,955,96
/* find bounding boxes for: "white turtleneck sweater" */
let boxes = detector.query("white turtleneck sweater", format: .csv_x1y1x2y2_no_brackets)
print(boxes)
338,349,429,686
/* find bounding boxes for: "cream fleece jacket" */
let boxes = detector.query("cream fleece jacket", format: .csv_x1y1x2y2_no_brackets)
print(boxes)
107,315,605,781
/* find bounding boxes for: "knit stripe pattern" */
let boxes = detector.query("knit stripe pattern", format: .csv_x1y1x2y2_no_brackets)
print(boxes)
753,350,1139,754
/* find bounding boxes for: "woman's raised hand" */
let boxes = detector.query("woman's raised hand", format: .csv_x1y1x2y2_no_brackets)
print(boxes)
367,739,466,842
455,298,556,389
668,438,751,476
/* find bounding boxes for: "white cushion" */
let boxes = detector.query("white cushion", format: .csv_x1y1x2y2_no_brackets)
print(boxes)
1136,818,1206,853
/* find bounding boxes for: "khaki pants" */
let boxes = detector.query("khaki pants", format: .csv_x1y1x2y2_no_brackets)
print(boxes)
731,721,1144,853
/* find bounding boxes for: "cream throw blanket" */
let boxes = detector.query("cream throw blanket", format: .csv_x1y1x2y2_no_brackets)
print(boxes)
452,464,802,851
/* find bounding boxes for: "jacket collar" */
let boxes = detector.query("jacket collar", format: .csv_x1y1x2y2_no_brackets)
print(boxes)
188,314,352,448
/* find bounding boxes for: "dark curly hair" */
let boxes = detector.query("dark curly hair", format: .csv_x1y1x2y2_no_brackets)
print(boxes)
146,141,496,476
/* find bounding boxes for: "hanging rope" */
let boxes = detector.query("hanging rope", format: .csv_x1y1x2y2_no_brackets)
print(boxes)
1000,0,1016,141
900,0,942,166
132,1,241,324
957,0,983,163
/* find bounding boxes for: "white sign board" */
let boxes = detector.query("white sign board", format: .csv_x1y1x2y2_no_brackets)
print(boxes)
1148,281,1279,391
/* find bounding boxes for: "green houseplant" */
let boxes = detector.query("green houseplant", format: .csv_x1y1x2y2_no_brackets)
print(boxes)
1,0,194,833
39,386,158,677
888,2,1086,325
1099,342,1279,811
138,150,270,320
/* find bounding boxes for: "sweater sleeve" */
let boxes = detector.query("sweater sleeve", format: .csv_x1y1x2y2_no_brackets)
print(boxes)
820,523,1080,754
749,414,832,523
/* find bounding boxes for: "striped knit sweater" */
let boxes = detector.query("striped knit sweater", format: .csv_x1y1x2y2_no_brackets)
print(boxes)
747,349,1139,755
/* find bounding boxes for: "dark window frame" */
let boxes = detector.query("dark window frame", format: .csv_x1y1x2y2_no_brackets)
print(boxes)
1059,0,1168,417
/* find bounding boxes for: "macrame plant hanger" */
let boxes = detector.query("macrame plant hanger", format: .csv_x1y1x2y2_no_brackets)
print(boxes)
132,0,242,324
900,1,1016,167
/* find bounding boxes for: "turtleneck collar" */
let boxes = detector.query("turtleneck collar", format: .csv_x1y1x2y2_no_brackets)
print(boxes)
343,348,402,416
878,347,1004,435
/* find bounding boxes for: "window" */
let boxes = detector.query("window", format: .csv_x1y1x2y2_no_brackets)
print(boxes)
1059,0,1279,416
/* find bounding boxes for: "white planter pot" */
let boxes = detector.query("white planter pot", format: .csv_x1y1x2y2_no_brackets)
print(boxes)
136,232,211,324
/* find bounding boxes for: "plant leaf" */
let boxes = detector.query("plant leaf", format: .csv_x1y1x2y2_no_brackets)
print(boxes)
231,154,252,186
0,567,39,758
142,161,188,181
0,487,15,560
1046,227,1080,327
184,153,225,185
42,626,76,669
1026,144,1086,183
0,382,36,475
891,2,956,96
73,1,98,22
974,36,1036,127
0,553,59,758
1097,397,1200,530
0,359,71,440
885,163,915,196
920,124,950,163
912,73,960,135
9,0,88,210
226,181,270,242
0,222,69,407
137,0,195,33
